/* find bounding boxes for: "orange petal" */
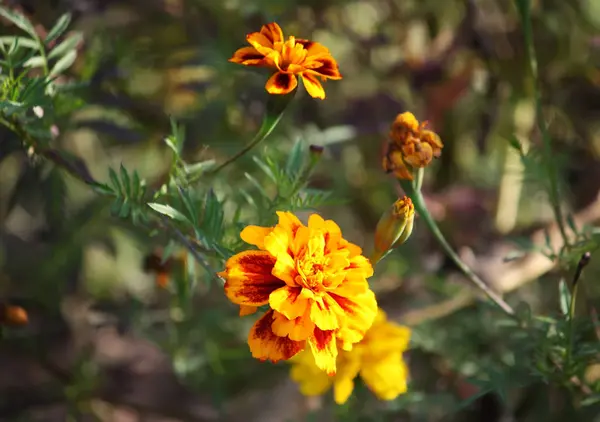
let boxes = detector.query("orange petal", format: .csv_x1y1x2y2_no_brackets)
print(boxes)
229,46,266,66
330,288,378,348
269,286,311,319
246,32,276,56
276,211,304,234
260,22,284,45
300,73,326,99
272,307,315,341
344,255,374,281
310,294,340,331
308,327,338,375
296,39,331,56
240,305,258,316
248,310,305,362
305,57,342,80
240,225,273,250
222,251,285,306
265,72,298,95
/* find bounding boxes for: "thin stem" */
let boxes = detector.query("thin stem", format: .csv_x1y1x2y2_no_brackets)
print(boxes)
516,0,569,247
565,252,591,371
400,177,516,317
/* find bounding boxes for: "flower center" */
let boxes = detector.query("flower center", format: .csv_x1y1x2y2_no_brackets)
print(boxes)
274,37,307,72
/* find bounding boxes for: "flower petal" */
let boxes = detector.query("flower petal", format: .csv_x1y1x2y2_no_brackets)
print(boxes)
269,286,312,319
260,22,284,45
308,327,338,375
345,255,374,281
272,307,315,341
240,225,273,249
246,32,276,55
265,72,298,95
229,46,266,66
300,72,326,99
333,355,361,404
330,288,378,349
248,310,305,362
276,211,303,234
289,350,333,396
239,305,258,316
360,353,409,400
264,228,297,286
305,57,342,80
296,39,331,56
222,251,284,306
310,294,340,330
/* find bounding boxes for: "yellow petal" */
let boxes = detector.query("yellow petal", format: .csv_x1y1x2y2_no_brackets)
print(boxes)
308,327,338,375
330,288,378,346
246,32,276,56
310,294,340,331
229,46,266,66
269,286,311,319
360,353,409,400
240,225,273,249
300,72,326,100
222,251,285,306
265,72,298,95
289,350,333,396
259,22,284,45
248,310,305,362
271,308,315,341
333,356,361,404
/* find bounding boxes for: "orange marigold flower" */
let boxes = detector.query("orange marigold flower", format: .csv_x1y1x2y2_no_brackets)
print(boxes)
290,308,411,404
229,22,342,99
0,304,28,326
383,111,444,180
219,211,378,375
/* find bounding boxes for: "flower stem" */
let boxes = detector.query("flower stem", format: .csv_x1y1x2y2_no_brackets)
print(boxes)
565,252,591,372
209,91,295,175
400,170,516,317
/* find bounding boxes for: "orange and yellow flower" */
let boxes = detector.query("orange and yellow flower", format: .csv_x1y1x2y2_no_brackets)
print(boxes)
219,211,377,375
229,22,342,99
383,111,444,180
290,308,411,404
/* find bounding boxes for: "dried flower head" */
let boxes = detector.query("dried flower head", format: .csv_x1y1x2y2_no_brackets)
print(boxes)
229,22,342,99
383,111,443,180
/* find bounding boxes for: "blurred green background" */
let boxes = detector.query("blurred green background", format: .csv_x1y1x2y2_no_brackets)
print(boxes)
2,0,600,421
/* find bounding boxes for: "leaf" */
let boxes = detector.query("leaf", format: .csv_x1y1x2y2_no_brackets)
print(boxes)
132,171,141,200
119,164,131,197
23,55,46,68
45,13,72,44
559,278,572,318
108,168,122,193
49,49,77,77
148,203,190,223
0,36,38,49
285,139,305,178
0,6,38,38
47,33,82,60
90,182,113,196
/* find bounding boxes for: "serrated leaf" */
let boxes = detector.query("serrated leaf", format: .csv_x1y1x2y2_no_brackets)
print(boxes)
285,139,305,178
108,168,122,193
148,202,189,223
49,49,77,77
0,6,38,38
119,164,131,197
45,13,72,44
559,279,572,318
23,55,46,68
47,33,82,60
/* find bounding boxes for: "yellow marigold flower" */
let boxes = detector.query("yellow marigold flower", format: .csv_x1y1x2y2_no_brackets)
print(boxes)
219,211,377,375
229,22,342,99
383,111,443,180
372,196,415,263
289,309,411,404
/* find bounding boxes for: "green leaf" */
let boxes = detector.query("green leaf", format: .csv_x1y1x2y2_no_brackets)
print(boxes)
110,196,124,216
285,139,305,178
47,33,82,60
0,6,38,39
119,164,131,197
119,199,131,219
49,49,77,77
177,187,198,226
244,172,269,199
90,182,113,196
132,170,141,200
148,202,190,223
559,279,572,317
23,55,46,68
108,168,122,193
45,13,72,44
0,36,38,49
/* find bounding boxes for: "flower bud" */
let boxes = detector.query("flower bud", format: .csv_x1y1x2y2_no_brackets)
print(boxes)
372,196,415,263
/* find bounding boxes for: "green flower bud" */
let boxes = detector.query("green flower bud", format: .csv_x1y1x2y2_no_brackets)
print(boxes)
371,196,415,264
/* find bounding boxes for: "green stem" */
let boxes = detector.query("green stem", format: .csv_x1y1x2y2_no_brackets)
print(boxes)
209,92,295,175
565,281,578,371
515,0,569,248
400,173,516,317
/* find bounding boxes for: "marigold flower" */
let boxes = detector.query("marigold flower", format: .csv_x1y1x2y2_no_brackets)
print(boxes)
229,22,342,99
383,111,443,180
372,196,415,263
219,211,378,375
289,309,411,404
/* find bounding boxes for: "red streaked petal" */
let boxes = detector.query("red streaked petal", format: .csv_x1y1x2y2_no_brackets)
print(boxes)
246,32,276,55
330,288,378,347
305,57,342,79
260,22,284,45
265,72,298,95
222,251,284,306
308,327,338,375
229,46,266,66
248,310,305,362
269,286,311,319
300,73,326,99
